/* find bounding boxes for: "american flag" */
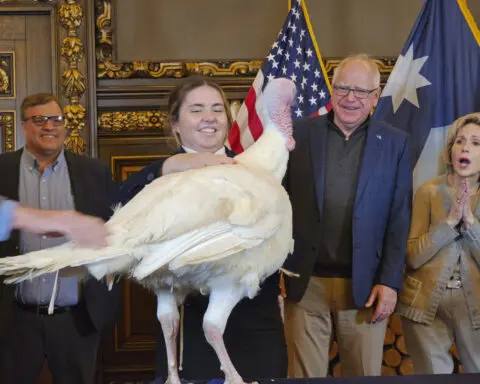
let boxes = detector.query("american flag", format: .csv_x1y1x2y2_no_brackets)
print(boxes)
228,0,332,153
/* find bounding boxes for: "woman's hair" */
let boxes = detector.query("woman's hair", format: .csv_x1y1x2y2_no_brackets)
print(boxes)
443,112,480,174
167,75,233,147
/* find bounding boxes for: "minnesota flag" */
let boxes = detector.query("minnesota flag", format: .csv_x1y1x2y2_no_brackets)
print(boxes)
374,0,480,190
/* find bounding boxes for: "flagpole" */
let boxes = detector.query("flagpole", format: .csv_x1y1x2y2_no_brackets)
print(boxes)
300,0,332,92
457,0,480,45
288,0,292,11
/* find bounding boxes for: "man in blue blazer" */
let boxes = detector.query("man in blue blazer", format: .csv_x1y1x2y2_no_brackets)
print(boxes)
283,54,412,378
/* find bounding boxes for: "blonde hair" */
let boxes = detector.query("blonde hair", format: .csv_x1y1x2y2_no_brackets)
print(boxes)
442,112,480,174
332,54,380,89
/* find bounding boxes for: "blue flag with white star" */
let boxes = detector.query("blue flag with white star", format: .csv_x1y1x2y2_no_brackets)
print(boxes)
374,0,480,190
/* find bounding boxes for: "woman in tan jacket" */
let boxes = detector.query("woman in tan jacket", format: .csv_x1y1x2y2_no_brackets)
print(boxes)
397,112,480,374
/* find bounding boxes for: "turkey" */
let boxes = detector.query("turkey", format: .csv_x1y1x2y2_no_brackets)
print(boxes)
0,78,296,384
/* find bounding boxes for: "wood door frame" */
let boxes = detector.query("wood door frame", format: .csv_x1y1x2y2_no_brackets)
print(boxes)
0,0,93,156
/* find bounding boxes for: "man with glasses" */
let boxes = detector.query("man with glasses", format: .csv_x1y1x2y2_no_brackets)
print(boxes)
0,93,121,383
283,55,412,377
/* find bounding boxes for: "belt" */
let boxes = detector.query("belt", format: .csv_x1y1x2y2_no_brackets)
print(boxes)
14,301,75,316
446,279,462,289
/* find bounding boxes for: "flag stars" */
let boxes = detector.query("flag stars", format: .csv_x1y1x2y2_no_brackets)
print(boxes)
282,66,287,75
272,41,279,49
294,59,301,68
309,96,317,106
285,52,290,60
296,46,303,55
295,108,303,117
288,39,294,47
267,53,275,62
293,9,300,19
272,60,279,69
306,48,313,57
290,73,298,82
297,95,304,104
277,48,283,56
282,35,287,42
267,74,275,81
303,63,311,71
314,69,321,78
311,83,318,92
319,89,326,99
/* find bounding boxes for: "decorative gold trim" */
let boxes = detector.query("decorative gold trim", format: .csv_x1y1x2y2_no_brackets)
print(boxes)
95,0,397,81
98,110,168,132
60,0,87,154
0,52,15,99
95,0,267,79
0,110,15,152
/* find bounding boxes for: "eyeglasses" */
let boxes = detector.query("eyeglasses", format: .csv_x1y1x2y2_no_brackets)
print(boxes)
23,115,65,127
333,85,378,99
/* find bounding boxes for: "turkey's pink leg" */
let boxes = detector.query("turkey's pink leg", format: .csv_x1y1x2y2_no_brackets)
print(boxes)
203,288,246,384
156,290,181,384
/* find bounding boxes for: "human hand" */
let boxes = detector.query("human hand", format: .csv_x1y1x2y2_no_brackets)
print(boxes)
463,180,475,228
54,211,109,248
447,178,468,227
162,153,236,175
365,284,397,323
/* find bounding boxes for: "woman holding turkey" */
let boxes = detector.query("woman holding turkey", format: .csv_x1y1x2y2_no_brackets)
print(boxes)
397,112,480,374
115,75,287,382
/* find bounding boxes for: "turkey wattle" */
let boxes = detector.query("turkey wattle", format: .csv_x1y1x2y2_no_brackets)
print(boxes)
0,78,297,384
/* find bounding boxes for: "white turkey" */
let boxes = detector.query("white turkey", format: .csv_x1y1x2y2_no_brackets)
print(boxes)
0,78,296,384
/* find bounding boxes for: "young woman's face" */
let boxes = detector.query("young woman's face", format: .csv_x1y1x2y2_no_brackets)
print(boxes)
172,85,229,152
451,123,480,178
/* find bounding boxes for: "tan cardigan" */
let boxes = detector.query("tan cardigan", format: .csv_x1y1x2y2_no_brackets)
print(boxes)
397,175,480,328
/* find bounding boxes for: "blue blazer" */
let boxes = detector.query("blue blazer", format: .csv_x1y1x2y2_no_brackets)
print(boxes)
283,115,412,307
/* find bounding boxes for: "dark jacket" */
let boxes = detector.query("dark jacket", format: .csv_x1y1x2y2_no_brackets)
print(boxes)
0,148,121,335
283,115,412,307
115,147,287,380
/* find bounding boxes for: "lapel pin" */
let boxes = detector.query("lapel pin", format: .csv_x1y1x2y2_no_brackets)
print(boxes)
376,134,382,140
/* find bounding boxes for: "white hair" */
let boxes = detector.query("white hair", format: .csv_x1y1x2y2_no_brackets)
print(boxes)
332,54,381,88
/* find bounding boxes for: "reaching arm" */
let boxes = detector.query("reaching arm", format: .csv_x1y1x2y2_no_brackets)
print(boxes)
5,202,108,247
162,153,236,175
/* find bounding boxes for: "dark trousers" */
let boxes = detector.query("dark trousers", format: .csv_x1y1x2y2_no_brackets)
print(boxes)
9,304,99,384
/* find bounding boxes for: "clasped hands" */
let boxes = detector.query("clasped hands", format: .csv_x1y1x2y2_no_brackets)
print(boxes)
447,177,475,229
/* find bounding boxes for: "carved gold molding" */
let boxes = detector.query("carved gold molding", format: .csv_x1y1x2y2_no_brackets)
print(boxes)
60,0,87,154
0,110,15,152
98,111,168,133
95,0,265,79
95,0,397,81
0,52,14,98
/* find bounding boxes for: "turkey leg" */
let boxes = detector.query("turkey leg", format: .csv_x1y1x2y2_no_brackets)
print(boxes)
203,287,246,384
156,290,181,384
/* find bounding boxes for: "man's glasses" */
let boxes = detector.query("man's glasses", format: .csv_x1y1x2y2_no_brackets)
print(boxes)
333,85,378,99
23,115,65,127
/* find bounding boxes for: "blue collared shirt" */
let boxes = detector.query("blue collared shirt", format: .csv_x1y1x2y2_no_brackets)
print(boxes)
15,148,80,307
0,199,17,241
